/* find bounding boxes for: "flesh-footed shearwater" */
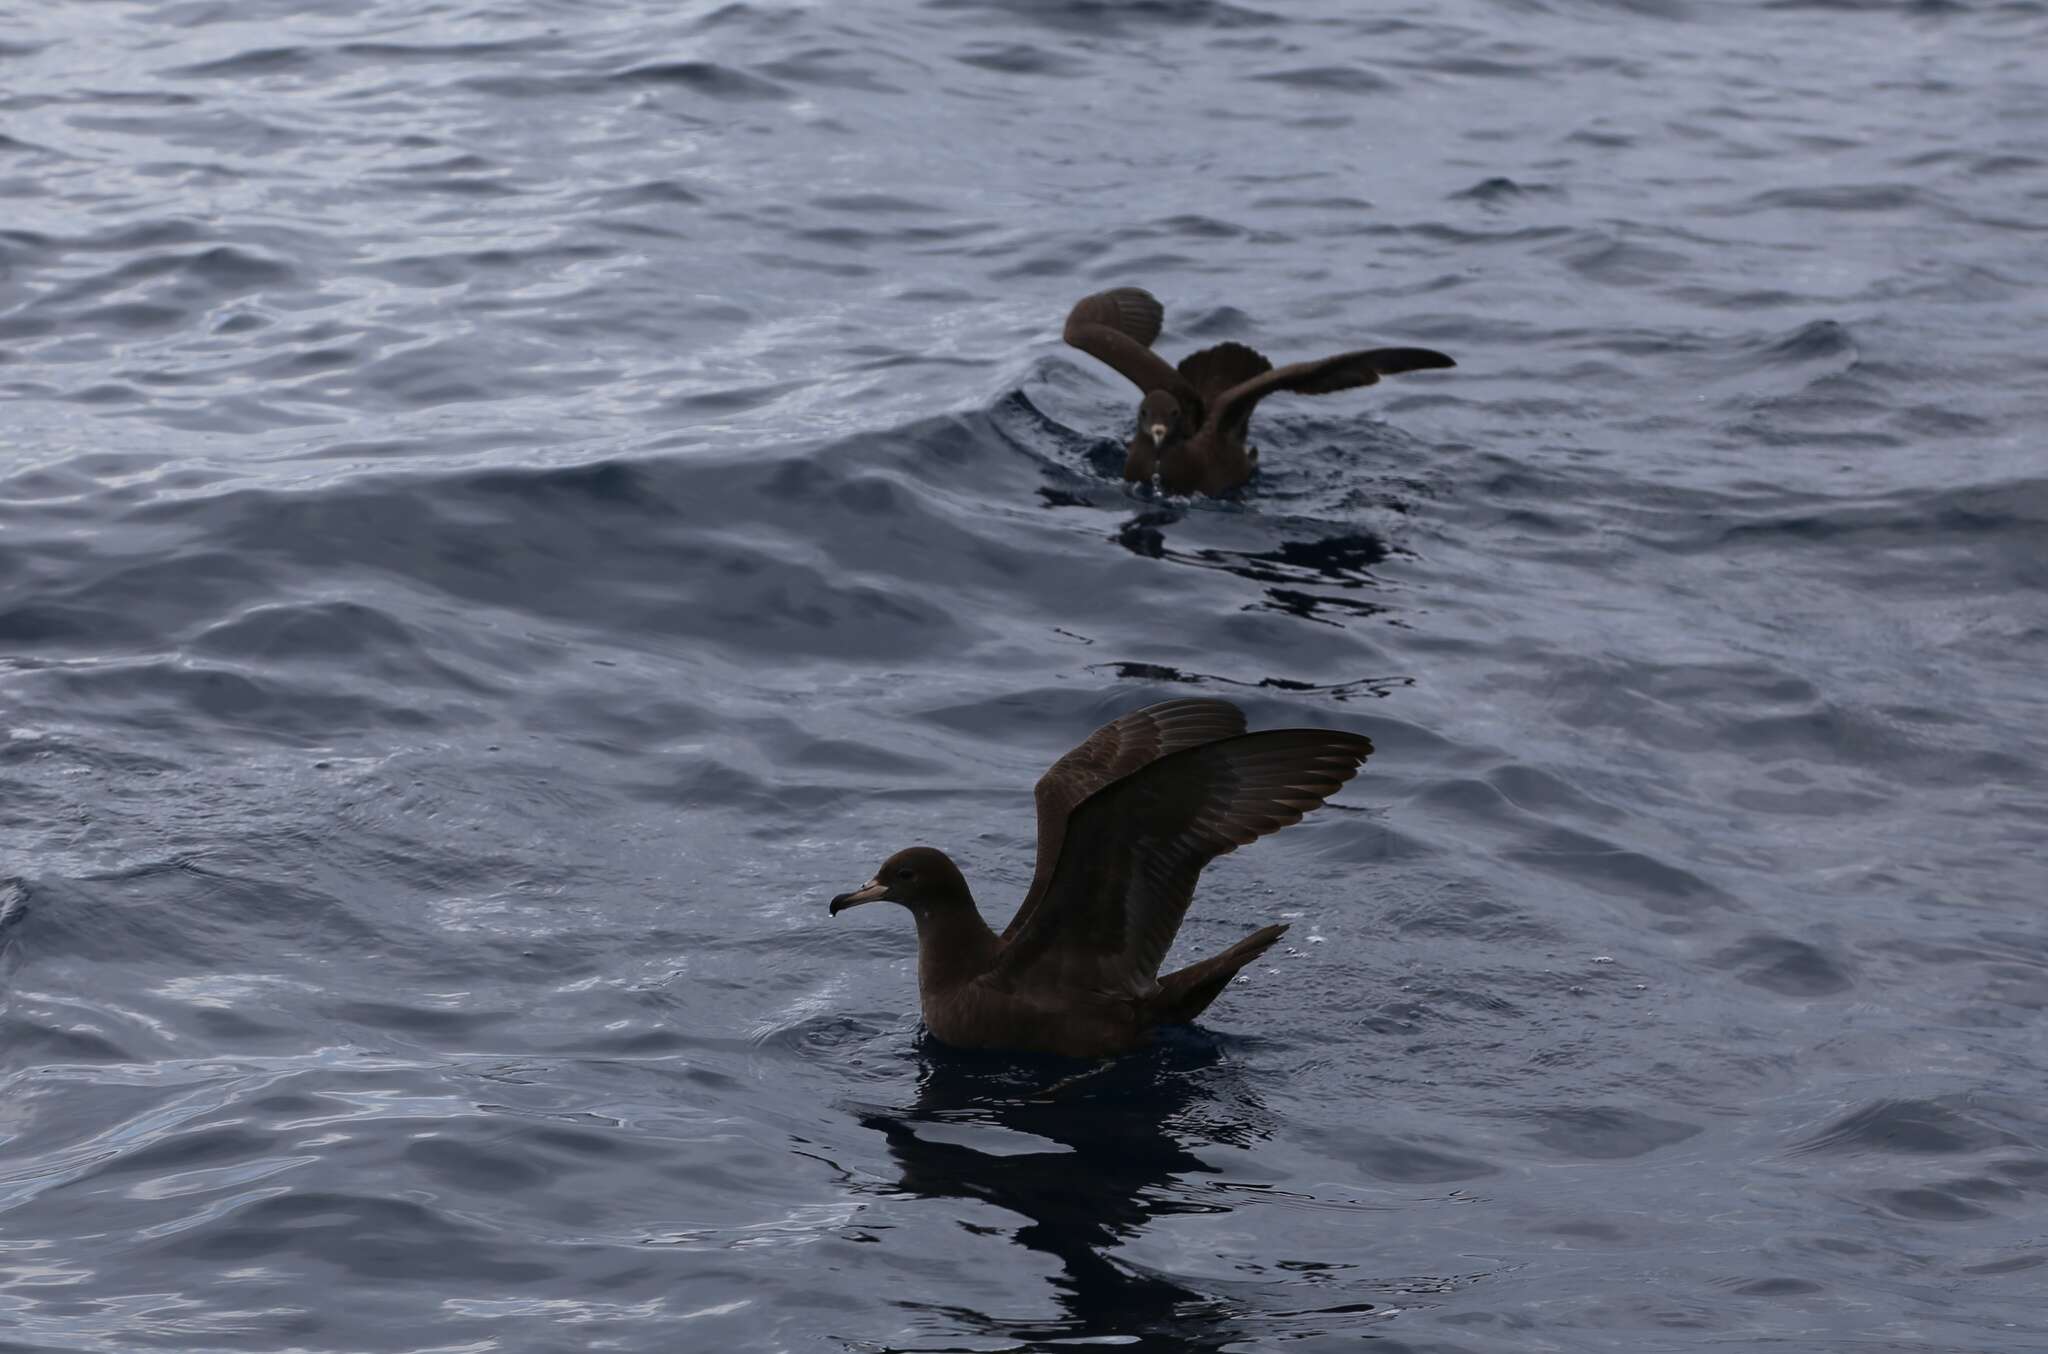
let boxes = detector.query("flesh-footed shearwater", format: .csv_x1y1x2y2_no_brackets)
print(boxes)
828,698,1372,1058
1061,286,1455,496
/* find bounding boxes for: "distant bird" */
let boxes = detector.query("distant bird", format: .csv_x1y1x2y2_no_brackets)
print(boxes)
828,698,1372,1058
1061,287,1455,496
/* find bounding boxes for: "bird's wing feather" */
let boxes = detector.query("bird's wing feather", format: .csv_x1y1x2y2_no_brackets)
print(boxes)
1177,342,1273,402
1003,699,1247,943
1062,288,1199,412
1213,346,1456,437
994,728,1373,992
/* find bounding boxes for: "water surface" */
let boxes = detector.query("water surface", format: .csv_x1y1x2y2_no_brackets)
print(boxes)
3,1,2046,1350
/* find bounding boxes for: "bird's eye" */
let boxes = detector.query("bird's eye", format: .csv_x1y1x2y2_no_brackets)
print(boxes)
894,867,914,882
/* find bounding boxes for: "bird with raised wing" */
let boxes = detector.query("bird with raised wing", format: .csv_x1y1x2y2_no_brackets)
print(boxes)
1061,287,1455,496
828,698,1373,1058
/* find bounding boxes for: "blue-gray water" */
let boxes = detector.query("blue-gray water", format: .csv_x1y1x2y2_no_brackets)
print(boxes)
3,1,2046,1350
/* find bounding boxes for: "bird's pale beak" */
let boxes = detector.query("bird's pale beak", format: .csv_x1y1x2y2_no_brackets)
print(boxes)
1147,423,1167,443
829,878,888,915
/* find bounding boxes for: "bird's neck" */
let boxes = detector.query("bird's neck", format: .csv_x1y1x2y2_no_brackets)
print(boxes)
912,898,1000,992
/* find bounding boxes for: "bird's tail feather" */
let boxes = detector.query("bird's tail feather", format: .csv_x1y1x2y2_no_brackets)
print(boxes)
1149,923,1289,1026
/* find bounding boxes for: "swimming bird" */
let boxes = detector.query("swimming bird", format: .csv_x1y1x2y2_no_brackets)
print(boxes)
1061,287,1455,496
828,698,1372,1058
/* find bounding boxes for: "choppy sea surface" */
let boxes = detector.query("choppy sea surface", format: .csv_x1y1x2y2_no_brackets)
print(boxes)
4,1,2047,1350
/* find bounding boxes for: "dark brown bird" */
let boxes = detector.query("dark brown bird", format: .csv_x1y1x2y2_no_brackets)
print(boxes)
1061,287,1455,496
828,698,1373,1058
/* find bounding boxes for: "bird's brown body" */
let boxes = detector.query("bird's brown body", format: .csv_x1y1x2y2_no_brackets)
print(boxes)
828,699,1372,1058
1061,287,1456,496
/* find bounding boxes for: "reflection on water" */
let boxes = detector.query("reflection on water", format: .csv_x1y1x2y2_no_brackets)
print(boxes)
855,1035,1291,1350
1110,510,1397,626
1089,661,1408,702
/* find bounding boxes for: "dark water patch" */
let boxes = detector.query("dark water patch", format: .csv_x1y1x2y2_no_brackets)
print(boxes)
1156,214,1250,241
1719,705,1922,770
330,999,517,1041
745,248,876,279
1865,1183,2002,1222
30,864,383,969
847,349,998,374
613,60,790,100
1730,183,1942,215
1450,176,1567,206
1965,153,2047,178
165,45,327,79
956,42,1085,75
926,0,1282,33
337,37,559,62
76,301,189,332
1726,1275,1824,1296
0,316,60,344
1555,233,1691,289
405,1127,575,1192
81,1120,278,1182
1503,828,1732,917
1758,317,1856,364
1487,763,1623,824
368,165,523,199
1413,54,1544,80
1407,220,1579,249
665,379,811,412
589,178,708,208
1695,480,2048,612
1089,248,1201,278
1712,933,1854,997
212,310,270,335
6,549,268,651
1248,194,1376,211
181,1190,555,1280
198,449,967,661
1792,1098,2025,1157
270,344,359,376
788,221,977,249
1961,1254,2048,1277
1765,0,1964,11
40,659,468,743
0,1012,131,1064
1524,1105,1701,1159
0,599,152,649
758,50,906,94
67,105,307,159
1378,885,1547,941
1252,64,1396,94
1668,283,1811,310
191,600,503,697
811,192,941,214
7,214,207,259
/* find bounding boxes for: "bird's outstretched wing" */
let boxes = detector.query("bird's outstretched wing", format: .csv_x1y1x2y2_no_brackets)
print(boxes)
994,728,1374,993
1213,346,1455,438
1062,288,1200,414
1004,698,1248,942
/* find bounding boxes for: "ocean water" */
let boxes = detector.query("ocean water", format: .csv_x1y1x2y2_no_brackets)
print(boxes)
3,0,2046,1350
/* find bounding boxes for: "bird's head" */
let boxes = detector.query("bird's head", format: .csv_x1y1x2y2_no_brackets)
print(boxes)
1136,390,1187,449
829,846,971,916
